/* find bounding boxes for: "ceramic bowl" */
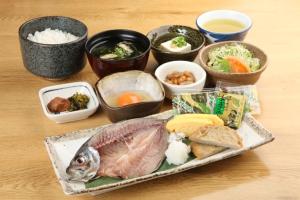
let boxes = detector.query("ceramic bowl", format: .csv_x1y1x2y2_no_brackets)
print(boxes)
155,61,206,99
196,10,252,43
85,29,151,78
95,70,165,122
147,25,205,64
198,41,267,85
19,16,87,79
39,82,99,123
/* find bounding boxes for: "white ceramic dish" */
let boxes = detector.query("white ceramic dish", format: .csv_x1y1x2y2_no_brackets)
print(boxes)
44,110,274,196
155,61,206,99
39,82,99,123
196,10,252,42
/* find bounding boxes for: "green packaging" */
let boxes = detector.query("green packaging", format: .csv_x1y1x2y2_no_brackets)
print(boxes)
216,92,246,129
172,91,219,115
172,91,246,129
216,81,261,115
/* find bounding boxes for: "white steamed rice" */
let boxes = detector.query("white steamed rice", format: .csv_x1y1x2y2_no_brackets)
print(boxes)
27,28,79,44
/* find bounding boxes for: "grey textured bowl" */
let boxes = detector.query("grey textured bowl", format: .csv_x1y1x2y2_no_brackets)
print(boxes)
147,25,205,65
19,16,88,79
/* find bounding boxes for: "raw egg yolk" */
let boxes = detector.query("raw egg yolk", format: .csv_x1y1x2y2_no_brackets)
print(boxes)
117,92,142,107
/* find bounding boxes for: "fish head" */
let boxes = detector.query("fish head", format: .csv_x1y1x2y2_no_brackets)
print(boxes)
66,146,100,182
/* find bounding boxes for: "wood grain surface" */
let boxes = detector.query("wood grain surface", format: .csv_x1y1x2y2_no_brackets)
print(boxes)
0,0,299,199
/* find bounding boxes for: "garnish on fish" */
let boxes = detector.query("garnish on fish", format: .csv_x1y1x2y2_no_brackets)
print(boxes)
66,118,168,182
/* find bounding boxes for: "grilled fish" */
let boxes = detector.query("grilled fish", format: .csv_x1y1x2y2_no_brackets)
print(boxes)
66,118,168,182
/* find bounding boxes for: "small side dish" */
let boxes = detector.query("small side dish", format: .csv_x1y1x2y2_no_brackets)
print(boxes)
199,41,267,85
85,29,150,78
155,61,206,98
208,43,260,73
147,25,205,64
165,71,195,85
47,92,90,114
39,82,99,123
96,70,165,122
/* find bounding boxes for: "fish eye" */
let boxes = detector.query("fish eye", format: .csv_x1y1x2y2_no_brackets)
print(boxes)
76,157,85,164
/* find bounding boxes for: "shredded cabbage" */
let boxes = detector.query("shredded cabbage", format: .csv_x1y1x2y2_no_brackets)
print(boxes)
207,43,260,72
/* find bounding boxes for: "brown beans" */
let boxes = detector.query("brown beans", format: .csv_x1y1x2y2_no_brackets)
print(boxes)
165,71,196,85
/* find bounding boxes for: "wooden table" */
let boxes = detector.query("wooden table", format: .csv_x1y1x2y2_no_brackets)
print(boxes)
0,0,299,199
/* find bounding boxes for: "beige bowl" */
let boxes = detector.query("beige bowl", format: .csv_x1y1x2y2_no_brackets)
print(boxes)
199,41,267,85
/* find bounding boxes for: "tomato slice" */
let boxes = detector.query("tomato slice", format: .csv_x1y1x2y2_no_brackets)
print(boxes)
225,56,251,73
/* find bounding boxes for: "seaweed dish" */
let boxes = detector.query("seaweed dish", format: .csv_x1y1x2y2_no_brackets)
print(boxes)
91,41,143,60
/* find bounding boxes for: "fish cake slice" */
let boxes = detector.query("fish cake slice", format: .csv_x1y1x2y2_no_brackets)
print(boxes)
189,126,243,149
191,142,226,159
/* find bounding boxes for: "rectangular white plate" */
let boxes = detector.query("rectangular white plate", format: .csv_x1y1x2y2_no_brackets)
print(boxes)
44,110,274,196
39,82,99,123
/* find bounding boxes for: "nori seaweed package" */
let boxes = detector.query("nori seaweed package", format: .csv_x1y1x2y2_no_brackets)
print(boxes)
172,90,246,129
216,81,261,115
215,91,246,129
172,91,219,115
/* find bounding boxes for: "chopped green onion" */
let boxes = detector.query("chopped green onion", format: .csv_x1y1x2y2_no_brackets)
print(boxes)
171,36,187,48
114,47,127,58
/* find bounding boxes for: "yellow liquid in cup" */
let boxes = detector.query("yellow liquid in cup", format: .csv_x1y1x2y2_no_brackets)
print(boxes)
202,19,245,33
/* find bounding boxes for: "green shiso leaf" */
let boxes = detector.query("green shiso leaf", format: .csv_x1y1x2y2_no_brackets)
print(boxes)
85,176,122,189
171,36,187,48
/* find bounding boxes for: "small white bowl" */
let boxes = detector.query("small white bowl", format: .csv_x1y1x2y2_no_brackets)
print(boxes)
155,61,206,99
39,82,99,123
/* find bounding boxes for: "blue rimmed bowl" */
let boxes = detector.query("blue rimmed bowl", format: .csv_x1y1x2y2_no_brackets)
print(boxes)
196,10,252,43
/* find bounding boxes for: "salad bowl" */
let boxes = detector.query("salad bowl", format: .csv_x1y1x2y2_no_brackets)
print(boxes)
199,41,267,85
